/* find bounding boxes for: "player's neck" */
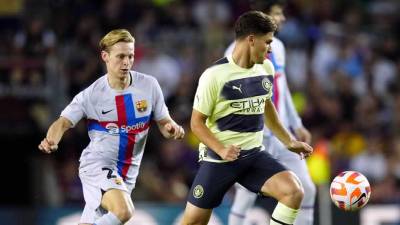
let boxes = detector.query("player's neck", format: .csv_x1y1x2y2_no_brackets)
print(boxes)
232,43,254,69
107,73,130,90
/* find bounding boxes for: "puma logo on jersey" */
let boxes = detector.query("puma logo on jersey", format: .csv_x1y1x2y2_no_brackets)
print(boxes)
232,84,242,94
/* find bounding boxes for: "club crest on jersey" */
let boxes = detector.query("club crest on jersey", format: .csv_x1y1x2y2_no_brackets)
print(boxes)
114,177,123,185
193,185,204,199
262,77,272,93
135,100,148,112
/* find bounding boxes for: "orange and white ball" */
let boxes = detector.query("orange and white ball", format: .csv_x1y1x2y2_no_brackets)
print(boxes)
330,171,371,211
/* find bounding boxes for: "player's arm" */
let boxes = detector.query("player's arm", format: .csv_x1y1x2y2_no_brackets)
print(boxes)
156,116,184,139
283,82,312,143
192,69,240,160
191,109,240,161
151,76,185,139
264,99,313,157
39,88,88,154
38,116,73,154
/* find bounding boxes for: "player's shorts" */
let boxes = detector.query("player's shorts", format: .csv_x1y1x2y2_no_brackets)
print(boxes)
187,147,287,209
78,165,133,224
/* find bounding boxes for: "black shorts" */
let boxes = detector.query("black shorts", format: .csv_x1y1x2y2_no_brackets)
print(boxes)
187,147,287,209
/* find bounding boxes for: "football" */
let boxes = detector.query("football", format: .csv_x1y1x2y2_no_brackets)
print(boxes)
330,171,371,211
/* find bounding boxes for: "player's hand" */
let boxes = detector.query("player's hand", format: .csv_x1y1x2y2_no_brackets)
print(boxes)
38,138,58,154
219,145,241,161
286,140,313,159
164,123,185,139
295,127,312,144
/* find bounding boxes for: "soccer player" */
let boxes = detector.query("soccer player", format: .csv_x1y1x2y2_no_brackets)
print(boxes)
225,1,316,225
38,29,185,225
180,11,313,225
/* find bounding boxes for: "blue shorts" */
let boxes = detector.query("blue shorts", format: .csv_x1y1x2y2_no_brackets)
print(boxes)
187,147,287,209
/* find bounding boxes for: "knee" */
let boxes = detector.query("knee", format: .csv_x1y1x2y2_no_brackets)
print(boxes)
273,177,305,209
181,204,210,225
285,184,304,204
113,206,134,223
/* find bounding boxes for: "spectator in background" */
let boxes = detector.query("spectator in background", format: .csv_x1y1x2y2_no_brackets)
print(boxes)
350,134,388,184
12,15,56,88
13,15,56,57
310,22,342,92
135,42,181,100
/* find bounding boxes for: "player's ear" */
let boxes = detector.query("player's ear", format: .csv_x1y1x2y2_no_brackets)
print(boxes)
247,34,256,46
101,50,109,63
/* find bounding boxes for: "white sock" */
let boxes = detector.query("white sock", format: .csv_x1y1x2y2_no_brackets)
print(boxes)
94,212,122,225
294,173,315,225
270,202,299,225
278,157,316,225
228,184,257,225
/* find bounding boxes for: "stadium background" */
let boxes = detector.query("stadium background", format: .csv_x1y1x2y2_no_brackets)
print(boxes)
0,0,399,224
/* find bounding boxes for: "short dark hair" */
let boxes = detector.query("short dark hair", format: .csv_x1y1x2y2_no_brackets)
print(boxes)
234,11,277,39
249,0,286,13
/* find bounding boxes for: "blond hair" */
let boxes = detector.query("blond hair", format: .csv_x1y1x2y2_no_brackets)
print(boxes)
99,29,135,52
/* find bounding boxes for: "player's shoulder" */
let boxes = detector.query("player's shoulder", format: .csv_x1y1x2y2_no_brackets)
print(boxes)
90,75,108,89
68,75,107,104
132,70,154,81
203,57,230,76
78,74,107,96
210,57,230,69
131,70,160,87
261,58,275,76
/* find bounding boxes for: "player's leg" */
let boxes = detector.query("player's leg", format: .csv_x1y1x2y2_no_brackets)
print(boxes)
287,160,316,225
238,151,303,225
272,138,316,225
261,171,304,225
228,184,257,225
79,167,134,225
182,157,241,225
94,188,134,225
181,202,213,225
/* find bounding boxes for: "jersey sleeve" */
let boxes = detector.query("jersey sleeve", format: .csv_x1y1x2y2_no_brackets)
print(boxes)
263,58,275,77
193,70,218,116
151,77,170,121
60,90,87,127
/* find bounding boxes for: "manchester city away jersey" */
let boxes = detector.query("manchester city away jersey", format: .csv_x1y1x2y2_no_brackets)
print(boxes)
193,55,275,162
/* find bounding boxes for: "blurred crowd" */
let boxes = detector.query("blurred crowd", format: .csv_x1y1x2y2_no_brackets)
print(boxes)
1,0,399,207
